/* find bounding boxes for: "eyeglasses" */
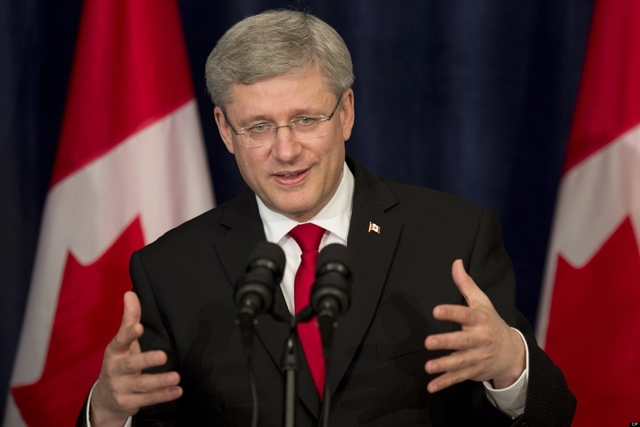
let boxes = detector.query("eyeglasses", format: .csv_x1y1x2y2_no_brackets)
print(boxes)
224,96,342,148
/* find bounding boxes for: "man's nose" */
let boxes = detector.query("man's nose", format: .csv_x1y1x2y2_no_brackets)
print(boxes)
271,124,301,161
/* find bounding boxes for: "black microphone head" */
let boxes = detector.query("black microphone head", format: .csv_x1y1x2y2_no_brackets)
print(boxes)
311,243,352,316
246,241,286,283
315,243,351,281
234,241,285,312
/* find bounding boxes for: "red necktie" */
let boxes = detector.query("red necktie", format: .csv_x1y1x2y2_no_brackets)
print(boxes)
289,223,326,398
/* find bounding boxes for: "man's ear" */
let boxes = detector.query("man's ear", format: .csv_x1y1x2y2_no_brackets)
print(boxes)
214,106,235,154
339,88,355,142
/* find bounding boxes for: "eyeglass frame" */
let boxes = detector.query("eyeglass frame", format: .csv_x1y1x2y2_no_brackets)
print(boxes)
222,95,343,147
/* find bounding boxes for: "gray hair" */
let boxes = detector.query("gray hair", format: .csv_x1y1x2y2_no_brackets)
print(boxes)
205,10,354,107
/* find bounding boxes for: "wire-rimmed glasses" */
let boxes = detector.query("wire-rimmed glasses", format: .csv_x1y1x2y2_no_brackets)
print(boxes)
224,96,343,148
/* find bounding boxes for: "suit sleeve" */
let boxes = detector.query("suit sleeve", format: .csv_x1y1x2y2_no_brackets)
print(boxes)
467,209,576,427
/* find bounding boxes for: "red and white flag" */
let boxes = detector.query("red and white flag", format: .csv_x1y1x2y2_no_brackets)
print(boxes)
537,0,640,425
4,0,214,425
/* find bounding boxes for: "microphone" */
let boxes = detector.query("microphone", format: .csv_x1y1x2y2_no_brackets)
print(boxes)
311,243,352,350
235,241,285,354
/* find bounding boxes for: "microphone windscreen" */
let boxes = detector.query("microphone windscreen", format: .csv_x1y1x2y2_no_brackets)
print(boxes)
246,241,286,276
316,243,351,279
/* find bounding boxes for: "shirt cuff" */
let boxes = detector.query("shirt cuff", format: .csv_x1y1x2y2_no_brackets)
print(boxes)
482,328,529,419
86,380,132,427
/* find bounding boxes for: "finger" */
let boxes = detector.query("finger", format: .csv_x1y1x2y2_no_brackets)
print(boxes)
111,321,144,353
122,371,181,394
111,350,169,376
432,304,484,326
425,330,477,351
424,347,483,376
121,385,183,411
426,364,480,393
131,339,141,354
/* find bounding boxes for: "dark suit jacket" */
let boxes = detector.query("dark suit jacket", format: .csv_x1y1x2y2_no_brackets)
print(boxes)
80,157,575,426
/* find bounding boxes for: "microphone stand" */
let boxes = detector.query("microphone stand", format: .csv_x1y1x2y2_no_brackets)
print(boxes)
282,330,299,427
280,306,314,427
280,305,341,427
318,313,337,427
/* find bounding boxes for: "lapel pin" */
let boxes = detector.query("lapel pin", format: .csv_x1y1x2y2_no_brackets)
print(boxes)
368,222,381,234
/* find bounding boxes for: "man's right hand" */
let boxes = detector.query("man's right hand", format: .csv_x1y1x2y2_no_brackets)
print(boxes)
90,291,182,427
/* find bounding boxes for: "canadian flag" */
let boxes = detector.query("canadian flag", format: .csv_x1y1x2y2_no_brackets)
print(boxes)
3,0,214,425
537,0,640,425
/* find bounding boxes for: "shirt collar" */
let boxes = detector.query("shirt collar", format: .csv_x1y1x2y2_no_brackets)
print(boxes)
257,162,354,243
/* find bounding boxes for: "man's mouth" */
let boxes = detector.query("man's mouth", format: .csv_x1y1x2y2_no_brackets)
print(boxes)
274,168,310,184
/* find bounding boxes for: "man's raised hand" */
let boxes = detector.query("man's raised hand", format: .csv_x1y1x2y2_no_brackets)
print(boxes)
90,291,182,427
424,260,525,393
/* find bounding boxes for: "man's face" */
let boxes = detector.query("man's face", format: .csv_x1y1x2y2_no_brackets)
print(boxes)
214,66,355,222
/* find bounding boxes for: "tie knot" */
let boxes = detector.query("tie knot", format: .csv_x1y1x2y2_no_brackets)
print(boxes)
289,223,325,252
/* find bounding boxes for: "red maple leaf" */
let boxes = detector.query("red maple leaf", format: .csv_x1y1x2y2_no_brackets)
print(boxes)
12,218,145,426
546,217,640,426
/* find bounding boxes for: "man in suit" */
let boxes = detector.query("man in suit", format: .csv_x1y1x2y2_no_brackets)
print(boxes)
84,9,576,426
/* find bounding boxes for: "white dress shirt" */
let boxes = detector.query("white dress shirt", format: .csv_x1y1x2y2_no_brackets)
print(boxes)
257,162,353,314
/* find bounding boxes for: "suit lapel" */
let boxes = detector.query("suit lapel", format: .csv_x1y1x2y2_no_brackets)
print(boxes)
213,189,265,292
212,189,321,417
327,159,402,398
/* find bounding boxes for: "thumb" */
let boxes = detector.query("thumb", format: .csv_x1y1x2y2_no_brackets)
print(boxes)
110,291,143,353
121,291,141,328
451,259,480,306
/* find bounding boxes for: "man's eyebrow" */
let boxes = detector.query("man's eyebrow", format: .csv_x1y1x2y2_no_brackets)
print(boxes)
240,114,273,125
288,107,322,116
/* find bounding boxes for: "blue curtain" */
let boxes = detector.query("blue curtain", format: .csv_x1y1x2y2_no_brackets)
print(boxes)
0,0,593,421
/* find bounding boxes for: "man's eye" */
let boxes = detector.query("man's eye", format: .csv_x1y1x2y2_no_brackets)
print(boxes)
250,124,270,133
296,117,318,126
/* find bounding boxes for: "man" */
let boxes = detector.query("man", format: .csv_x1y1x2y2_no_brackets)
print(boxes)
82,10,575,426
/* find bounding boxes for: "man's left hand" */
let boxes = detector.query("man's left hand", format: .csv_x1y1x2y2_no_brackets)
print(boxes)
424,259,525,393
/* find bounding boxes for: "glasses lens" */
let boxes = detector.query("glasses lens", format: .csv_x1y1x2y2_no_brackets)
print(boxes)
247,126,274,141
243,119,328,147
292,117,323,135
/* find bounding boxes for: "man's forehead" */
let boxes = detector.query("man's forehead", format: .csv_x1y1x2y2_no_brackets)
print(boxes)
224,68,335,117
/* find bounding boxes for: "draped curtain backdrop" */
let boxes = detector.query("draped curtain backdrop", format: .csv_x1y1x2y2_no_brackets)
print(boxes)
0,0,593,421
